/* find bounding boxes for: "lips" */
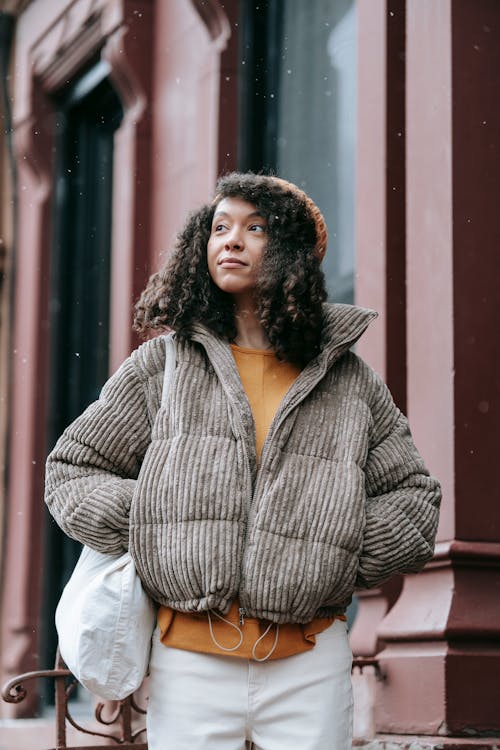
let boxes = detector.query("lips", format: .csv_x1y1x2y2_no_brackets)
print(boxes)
218,257,247,267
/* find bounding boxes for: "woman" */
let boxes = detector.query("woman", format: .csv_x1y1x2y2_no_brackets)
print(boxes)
45,172,441,750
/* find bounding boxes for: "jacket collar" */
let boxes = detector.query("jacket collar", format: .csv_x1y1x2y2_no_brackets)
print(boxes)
189,303,377,363
317,303,378,370
187,303,377,475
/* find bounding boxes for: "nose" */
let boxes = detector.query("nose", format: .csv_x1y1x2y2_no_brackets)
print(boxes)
225,225,244,250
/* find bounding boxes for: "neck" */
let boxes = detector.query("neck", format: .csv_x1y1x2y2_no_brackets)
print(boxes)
233,296,271,350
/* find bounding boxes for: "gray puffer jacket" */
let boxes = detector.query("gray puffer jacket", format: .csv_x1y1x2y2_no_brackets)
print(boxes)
45,303,441,624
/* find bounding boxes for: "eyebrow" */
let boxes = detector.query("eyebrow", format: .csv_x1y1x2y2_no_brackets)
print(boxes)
213,210,265,220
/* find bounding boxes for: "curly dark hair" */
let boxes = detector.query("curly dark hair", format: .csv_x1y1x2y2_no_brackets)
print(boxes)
133,172,328,366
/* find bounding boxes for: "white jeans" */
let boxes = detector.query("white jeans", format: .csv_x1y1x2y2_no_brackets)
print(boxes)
147,618,353,750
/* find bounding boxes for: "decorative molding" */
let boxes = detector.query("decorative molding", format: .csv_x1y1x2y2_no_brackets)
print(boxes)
12,116,52,195
30,1,121,94
102,26,146,117
2,0,33,16
191,0,230,51
432,540,500,567
36,17,105,92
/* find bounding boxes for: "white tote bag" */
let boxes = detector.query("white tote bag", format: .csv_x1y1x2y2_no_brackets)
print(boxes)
55,335,176,700
56,548,156,700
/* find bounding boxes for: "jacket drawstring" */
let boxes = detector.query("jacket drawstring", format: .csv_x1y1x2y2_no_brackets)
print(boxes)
207,609,244,652
207,610,280,661
251,622,280,662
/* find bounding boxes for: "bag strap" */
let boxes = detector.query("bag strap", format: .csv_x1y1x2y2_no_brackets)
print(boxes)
162,334,177,407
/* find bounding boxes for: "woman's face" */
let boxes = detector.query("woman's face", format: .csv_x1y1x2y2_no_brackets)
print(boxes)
207,197,267,301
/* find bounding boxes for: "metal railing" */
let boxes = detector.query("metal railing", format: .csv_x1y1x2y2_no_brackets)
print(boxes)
1,649,147,749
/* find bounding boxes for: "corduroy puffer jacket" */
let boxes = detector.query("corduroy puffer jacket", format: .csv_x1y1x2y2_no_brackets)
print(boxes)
45,303,441,624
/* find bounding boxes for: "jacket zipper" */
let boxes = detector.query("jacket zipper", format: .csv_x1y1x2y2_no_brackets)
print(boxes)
239,348,338,620
238,435,254,623
238,607,246,626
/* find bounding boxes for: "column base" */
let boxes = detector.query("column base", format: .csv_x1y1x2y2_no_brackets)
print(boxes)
354,735,500,750
373,547,500,735
375,640,500,736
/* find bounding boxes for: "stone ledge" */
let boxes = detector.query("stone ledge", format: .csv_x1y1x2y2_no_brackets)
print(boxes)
354,735,500,750
0,718,56,750
0,717,110,750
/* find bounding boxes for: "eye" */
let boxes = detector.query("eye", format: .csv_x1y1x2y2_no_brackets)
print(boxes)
213,223,227,232
249,224,266,233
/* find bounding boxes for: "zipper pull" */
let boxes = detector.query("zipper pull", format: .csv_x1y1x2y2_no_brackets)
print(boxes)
238,607,246,626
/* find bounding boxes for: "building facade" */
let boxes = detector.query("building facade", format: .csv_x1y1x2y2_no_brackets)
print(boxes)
0,0,499,747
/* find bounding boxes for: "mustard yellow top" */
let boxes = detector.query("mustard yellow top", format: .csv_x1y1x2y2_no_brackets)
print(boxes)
158,344,339,659
230,343,301,460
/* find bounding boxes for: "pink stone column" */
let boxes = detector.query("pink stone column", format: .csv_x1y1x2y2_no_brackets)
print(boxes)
375,0,500,736
354,0,407,655
149,0,229,273
353,1,406,737
0,0,155,718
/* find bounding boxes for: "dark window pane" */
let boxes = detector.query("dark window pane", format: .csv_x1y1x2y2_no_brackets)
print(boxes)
41,66,123,700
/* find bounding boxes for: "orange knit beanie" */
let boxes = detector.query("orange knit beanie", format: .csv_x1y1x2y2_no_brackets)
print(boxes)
270,177,328,262
213,174,328,262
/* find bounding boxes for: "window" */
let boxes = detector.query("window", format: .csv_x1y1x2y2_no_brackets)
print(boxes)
239,0,357,303
41,60,123,695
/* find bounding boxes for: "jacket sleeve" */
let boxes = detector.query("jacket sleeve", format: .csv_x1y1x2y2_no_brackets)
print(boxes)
355,378,442,589
45,353,155,554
